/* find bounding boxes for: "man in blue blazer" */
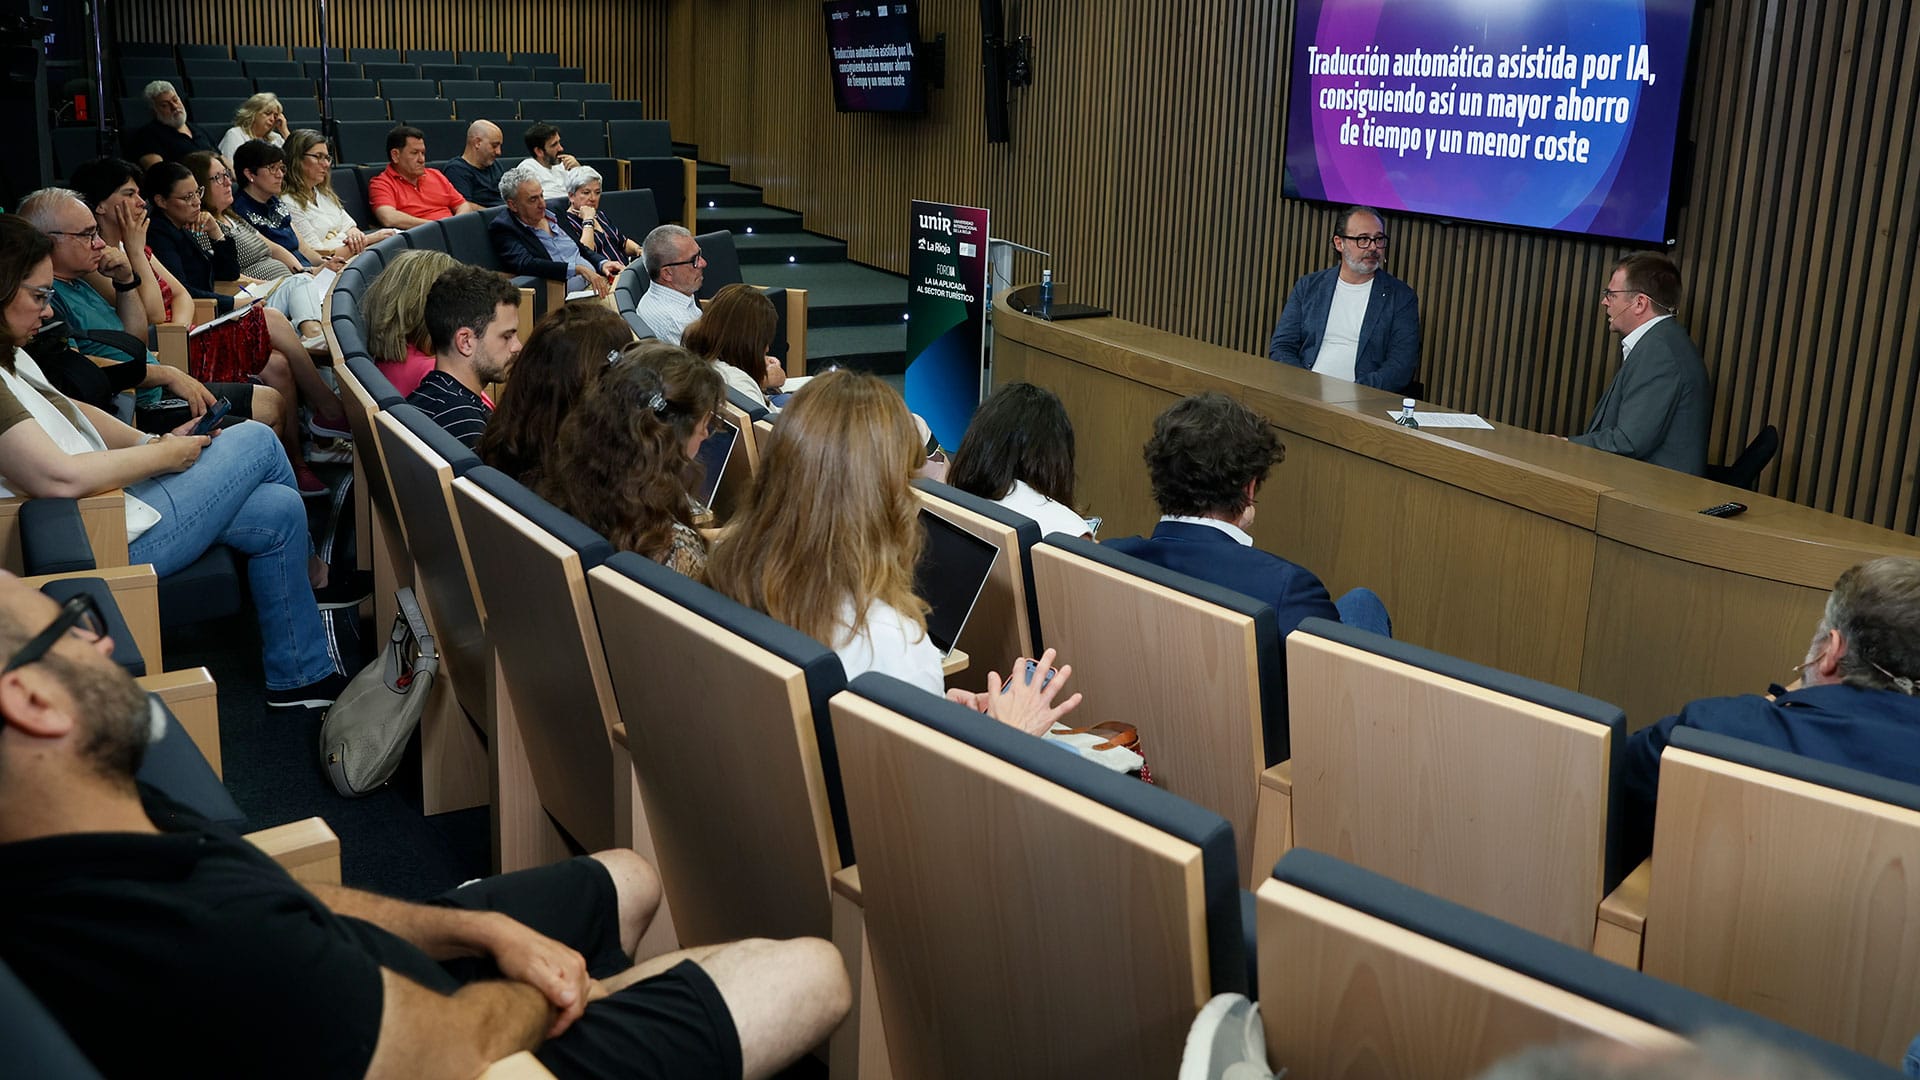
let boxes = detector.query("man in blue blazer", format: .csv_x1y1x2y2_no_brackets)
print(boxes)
1616,556,1920,867
1106,392,1389,639
488,163,613,299
1568,252,1711,476
1267,206,1421,394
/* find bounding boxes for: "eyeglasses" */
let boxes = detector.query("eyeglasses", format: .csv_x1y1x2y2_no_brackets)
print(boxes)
1600,288,1643,301
1337,233,1390,249
3,594,108,675
170,188,204,204
46,227,102,243
261,164,287,175
302,151,332,163
21,284,55,307
658,250,704,270
207,173,233,186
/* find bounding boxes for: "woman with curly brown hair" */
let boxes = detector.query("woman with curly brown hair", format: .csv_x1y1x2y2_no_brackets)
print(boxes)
477,304,632,487
538,342,721,576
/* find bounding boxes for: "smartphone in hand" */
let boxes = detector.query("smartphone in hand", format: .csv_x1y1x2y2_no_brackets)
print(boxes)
190,397,233,436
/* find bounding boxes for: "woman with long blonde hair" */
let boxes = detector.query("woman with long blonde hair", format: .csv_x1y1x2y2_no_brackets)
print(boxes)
359,248,457,396
705,369,940,690
281,128,397,257
217,92,289,159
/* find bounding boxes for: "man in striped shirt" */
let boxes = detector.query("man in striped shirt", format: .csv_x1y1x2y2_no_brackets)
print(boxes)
405,266,522,449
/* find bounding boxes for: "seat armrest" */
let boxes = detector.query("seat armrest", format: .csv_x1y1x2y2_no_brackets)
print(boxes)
26,564,163,673
17,497,95,575
483,1051,558,1078
154,323,189,371
246,817,342,885
191,297,216,324
137,667,220,778
0,493,126,574
1593,857,1652,969
784,287,808,374
1260,759,1293,794
831,864,863,905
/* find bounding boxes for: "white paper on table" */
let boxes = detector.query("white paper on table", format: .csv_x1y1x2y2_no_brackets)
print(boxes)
188,300,259,336
1384,410,1494,430
566,289,599,302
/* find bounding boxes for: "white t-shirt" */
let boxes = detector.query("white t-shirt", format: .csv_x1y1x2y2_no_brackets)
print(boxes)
287,190,357,252
834,598,944,696
521,157,577,200
219,126,284,161
1311,277,1374,383
997,479,1090,539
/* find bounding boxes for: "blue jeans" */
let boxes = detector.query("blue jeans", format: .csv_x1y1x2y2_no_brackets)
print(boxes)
127,420,335,690
1335,587,1393,639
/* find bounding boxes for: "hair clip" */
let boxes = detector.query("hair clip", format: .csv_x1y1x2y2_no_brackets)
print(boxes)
606,349,620,364
647,392,671,416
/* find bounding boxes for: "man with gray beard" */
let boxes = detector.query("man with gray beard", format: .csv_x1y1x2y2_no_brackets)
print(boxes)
1266,203,1422,394
124,81,218,169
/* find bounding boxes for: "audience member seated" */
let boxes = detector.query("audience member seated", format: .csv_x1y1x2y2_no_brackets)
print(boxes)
559,167,642,272
0,216,349,708
0,576,851,1079
519,121,581,199
281,129,397,257
635,224,705,346
216,92,290,160
124,81,217,169
1618,555,1920,868
946,381,1094,540
442,120,507,210
1106,391,1391,638
1266,204,1420,394
540,343,720,577
489,165,611,299
477,303,631,487
231,140,338,273
361,248,456,397
682,283,786,412
369,125,482,229
405,265,522,448
183,151,333,350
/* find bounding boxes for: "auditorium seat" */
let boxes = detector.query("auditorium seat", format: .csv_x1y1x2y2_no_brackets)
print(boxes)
324,77,378,99
243,59,302,79
535,66,586,84
389,98,454,122
549,118,607,159
911,478,1043,682
1705,423,1780,491
1031,533,1284,886
118,94,150,125
3,959,105,1077
302,60,361,79
598,187,659,242
50,129,102,182
517,99,581,121
119,41,175,58
1256,849,1891,1078
558,83,613,101
454,98,512,122
120,58,180,85
189,98,244,129
177,44,230,62
350,46,403,63
233,45,286,63
439,79,497,100
831,671,1251,1077
411,119,468,159
500,80,555,101
279,98,321,127
1268,617,1630,951
405,48,456,65
419,63,476,84
515,51,561,68
435,208,497,269
360,61,419,84
186,56,244,78
371,406,491,813
459,49,511,67
475,65,528,83
255,77,317,102
187,75,253,99
337,352,411,624
1611,727,1920,1064
692,230,804,367
379,77,438,100
291,46,346,62
607,118,672,158
328,98,389,122
583,99,649,121
334,120,392,165
613,266,658,340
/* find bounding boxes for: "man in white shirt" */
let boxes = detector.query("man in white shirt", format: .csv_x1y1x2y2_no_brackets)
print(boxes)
518,122,580,200
635,225,706,345
1267,205,1421,393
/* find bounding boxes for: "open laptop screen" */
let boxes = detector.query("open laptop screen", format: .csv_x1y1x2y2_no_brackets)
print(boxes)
693,413,738,508
913,508,1000,657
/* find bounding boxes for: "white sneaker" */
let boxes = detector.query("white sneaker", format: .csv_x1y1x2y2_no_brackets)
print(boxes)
306,439,354,465
1180,994,1272,1080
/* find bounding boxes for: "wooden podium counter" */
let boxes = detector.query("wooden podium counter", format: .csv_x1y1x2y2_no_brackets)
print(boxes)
991,288,1920,729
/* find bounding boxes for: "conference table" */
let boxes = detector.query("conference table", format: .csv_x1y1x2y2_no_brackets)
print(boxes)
990,286,1920,730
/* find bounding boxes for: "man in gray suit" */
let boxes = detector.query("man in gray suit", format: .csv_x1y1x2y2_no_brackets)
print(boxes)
1570,252,1711,475
1267,205,1421,393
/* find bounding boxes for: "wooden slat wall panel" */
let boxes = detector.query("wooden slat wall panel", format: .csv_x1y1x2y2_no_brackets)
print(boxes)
111,0,669,110
666,0,1918,534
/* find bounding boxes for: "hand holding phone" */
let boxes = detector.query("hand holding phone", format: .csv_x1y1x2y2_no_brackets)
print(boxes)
190,396,233,436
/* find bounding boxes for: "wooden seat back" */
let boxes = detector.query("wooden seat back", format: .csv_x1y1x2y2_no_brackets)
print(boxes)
911,478,1041,687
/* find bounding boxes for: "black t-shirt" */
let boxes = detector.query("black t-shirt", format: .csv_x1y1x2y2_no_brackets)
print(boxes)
123,119,218,164
0,788,455,1078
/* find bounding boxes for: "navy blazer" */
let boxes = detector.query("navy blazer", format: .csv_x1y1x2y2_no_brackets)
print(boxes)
146,213,240,315
1104,520,1339,640
1617,683,1920,869
486,210,586,283
1267,266,1421,393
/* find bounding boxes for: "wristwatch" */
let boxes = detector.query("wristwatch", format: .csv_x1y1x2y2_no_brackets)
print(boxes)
113,273,142,293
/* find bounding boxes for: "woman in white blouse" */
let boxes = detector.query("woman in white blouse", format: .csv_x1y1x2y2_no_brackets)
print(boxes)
216,93,289,160
946,381,1095,539
681,283,791,413
281,129,397,257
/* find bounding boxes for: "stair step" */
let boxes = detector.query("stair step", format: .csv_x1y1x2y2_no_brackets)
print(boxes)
696,205,805,234
805,323,909,375
695,162,731,184
695,182,765,209
735,232,847,264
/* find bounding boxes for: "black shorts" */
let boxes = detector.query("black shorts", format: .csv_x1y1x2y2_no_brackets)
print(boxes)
132,383,257,434
432,857,743,1080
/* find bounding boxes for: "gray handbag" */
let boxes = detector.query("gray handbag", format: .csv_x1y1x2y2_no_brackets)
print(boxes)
320,588,438,796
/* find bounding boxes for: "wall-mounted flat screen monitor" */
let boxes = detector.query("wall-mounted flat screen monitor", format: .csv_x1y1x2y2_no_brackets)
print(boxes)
1283,0,1701,244
823,1,926,113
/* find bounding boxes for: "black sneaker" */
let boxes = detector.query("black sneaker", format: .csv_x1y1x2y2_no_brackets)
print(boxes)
267,670,351,711
313,569,373,611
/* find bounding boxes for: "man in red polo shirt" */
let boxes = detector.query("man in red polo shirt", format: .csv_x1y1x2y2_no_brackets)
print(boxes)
369,125,483,229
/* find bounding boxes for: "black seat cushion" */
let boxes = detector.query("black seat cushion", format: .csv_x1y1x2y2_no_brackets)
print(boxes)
134,699,246,828
153,545,244,630
37,577,146,677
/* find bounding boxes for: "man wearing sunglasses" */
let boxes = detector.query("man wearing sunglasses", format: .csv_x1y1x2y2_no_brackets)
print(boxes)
1267,205,1422,394
0,576,851,1080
